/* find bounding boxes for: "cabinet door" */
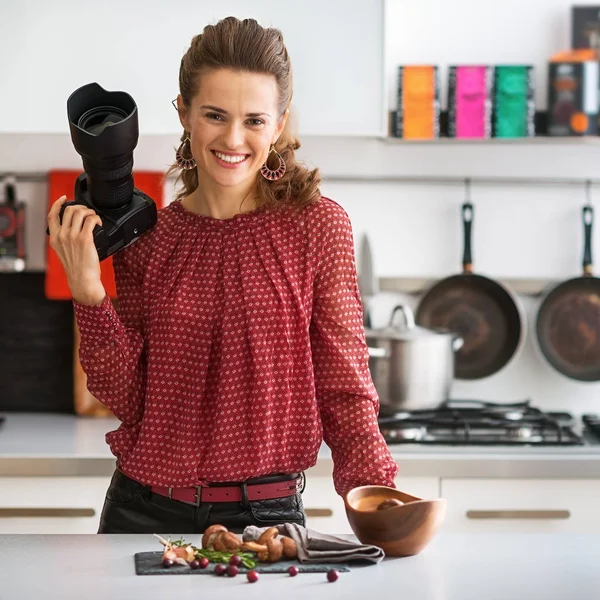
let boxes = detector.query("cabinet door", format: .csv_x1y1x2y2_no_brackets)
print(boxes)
440,478,600,533
0,477,110,534
302,474,351,534
0,0,384,136
395,476,439,500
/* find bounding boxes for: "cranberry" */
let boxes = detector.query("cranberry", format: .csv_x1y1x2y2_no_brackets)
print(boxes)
227,565,239,577
247,569,260,583
198,557,210,569
288,565,299,577
162,558,174,568
214,564,227,576
327,569,339,582
229,554,242,566
189,559,200,570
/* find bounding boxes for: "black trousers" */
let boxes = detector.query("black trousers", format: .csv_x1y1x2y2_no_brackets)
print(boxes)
97,468,307,534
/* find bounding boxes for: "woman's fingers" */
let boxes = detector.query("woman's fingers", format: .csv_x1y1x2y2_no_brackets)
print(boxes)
82,214,103,240
47,195,68,237
69,208,97,237
58,203,79,234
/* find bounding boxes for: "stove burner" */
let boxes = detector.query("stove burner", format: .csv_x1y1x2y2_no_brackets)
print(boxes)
505,424,534,440
378,399,584,446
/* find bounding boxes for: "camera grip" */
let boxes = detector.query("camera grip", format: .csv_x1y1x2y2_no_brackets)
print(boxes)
45,200,85,235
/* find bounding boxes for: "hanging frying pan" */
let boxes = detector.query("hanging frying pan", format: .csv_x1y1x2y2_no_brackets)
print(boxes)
415,199,525,380
536,205,600,381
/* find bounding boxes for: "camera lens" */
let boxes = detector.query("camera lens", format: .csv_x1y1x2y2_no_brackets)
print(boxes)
78,106,129,135
67,83,139,209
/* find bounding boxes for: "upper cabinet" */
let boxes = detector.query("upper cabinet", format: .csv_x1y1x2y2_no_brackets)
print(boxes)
0,0,385,137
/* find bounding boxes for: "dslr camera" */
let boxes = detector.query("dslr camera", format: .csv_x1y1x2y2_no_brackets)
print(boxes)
47,82,157,260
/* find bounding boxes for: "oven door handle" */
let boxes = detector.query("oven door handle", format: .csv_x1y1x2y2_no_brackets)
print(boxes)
466,509,571,520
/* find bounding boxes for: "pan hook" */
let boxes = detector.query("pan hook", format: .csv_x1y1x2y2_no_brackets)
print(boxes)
585,179,593,209
464,178,472,204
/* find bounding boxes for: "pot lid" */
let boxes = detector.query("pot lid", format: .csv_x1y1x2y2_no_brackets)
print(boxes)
365,304,450,341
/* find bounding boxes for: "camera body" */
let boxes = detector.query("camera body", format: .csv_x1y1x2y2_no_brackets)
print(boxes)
59,173,157,261
0,182,26,272
45,82,160,261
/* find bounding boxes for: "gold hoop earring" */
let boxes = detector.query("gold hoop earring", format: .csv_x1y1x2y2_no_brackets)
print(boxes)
260,145,286,181
175,136,196,170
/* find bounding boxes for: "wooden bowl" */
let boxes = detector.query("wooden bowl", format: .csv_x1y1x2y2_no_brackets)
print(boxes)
344,485,447,557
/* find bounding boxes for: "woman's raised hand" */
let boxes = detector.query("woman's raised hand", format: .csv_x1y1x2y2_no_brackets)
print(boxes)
47,196,106,306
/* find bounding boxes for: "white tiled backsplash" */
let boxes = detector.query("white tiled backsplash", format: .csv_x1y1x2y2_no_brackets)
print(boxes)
4,134,600,415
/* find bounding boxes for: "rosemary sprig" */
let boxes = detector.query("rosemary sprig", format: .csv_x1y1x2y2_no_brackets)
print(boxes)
194,548,257,569
155,534,257,569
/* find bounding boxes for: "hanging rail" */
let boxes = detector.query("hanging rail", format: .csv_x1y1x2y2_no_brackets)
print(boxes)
1,172,600,187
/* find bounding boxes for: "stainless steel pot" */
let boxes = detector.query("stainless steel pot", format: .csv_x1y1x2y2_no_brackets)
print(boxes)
366,304,463,413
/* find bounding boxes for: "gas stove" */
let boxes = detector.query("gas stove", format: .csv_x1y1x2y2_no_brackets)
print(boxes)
378,400,600,446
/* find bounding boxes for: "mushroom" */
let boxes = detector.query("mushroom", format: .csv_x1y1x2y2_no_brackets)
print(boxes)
280,536,298,559
202,524,228,549
242,541,268,553
258,537,283,562
377,498,404,511
213,531,243,552
257,527,279,545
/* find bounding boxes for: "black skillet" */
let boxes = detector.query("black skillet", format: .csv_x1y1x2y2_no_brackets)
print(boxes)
536,205,600,381
415,201,525,380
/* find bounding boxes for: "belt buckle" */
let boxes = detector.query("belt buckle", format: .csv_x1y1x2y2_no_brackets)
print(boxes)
194,486,202,506
168,487,173,500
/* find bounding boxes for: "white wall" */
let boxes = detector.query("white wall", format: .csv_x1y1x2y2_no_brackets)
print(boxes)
2,0,600,415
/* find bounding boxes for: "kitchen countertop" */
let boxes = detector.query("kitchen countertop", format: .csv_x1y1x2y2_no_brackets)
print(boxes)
2,412,600,478
2,532,599,600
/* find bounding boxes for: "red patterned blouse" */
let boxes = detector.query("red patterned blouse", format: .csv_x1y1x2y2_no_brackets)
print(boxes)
73,196,398,497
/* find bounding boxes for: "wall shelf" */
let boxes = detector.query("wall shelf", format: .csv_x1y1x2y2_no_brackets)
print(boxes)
386,110,600,144
381,136,600,145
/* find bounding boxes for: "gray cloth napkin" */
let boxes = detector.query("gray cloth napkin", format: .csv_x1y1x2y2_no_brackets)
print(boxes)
242,523,385,564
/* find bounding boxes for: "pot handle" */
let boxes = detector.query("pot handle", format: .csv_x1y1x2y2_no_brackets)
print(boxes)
368,346,390,359
388,304,415,329
452,335,464,352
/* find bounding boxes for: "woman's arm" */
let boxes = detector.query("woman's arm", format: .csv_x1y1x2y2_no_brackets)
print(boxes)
309,201,398,497
72,249,146,426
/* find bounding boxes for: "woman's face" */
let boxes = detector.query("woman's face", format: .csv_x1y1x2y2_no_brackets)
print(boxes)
177,68,288,190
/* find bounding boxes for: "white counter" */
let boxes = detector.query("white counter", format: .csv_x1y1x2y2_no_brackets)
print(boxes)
2,532,600,600
2,412,600,478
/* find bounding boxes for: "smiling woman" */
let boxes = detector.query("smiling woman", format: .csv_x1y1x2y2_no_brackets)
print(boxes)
166,17,320,219
53,16,398,535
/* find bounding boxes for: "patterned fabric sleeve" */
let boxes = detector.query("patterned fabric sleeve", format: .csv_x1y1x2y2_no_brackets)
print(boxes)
72,250,146,426
309,203,399,497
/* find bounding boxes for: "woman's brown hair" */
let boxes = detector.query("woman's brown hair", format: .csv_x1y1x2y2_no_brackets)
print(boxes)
167,16,321,212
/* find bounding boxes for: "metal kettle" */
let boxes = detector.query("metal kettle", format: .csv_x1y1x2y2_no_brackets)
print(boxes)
366,304,463,413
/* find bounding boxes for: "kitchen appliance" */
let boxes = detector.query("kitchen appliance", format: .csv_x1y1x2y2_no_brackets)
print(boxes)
0,273,74,413
0,178,26,272
536,204,600,381
416,199,525,380
366,304,463,412
358,233,378,328
378,399,594,446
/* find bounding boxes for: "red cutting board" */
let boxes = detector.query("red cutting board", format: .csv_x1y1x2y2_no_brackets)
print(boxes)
45,170,165,299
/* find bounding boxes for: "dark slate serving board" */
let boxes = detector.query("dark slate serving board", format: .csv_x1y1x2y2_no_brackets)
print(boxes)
134,551,350,575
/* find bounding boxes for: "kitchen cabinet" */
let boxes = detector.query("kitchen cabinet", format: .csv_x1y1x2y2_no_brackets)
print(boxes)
0,476,110,534
0,0,385,137
440,478,600,534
